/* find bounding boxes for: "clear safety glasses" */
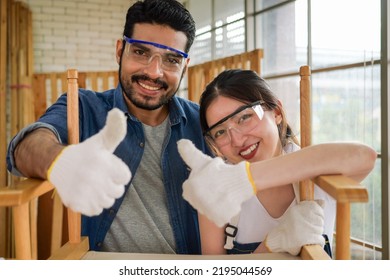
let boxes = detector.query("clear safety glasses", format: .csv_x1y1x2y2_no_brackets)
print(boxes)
123,36,188,72
204,101,265,147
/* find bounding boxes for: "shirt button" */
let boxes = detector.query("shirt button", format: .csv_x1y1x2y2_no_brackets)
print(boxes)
96,242,102,247
109,209,115,215
139,142,144,148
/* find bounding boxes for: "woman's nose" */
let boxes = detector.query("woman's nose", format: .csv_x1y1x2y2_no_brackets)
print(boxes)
228,127,247,146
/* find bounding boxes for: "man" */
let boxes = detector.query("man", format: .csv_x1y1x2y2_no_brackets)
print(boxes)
6,0,211,255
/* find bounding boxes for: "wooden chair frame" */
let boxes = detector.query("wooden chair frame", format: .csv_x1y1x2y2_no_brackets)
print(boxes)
298,66,368,259
0,64,368,260
187,49,264,103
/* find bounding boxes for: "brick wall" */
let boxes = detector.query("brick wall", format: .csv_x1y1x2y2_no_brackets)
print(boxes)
20,0,135,73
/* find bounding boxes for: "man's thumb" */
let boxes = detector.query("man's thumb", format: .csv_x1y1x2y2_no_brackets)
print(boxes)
177,139,212,171
100,108,127,152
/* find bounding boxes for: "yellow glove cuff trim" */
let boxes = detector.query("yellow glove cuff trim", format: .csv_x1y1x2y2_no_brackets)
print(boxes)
263,236,273,252
245,161,256,194
47,147,68,181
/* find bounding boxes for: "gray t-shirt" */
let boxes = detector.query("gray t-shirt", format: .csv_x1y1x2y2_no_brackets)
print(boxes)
101,117,176,253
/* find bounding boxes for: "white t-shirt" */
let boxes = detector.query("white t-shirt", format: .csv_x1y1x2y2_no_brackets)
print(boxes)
231,142,336,246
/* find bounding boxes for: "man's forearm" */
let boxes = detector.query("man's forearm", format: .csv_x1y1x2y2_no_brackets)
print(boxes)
14,128,65,179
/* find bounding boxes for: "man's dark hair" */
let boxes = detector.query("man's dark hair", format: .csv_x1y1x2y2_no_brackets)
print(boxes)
123,0,196,53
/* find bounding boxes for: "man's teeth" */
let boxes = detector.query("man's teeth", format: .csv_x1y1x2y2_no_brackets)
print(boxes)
139,81,159,91
240,143,258,156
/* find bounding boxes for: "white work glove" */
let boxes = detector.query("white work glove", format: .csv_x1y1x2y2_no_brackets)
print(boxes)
264,200,325,255
177,139,256,227
47,108,131,216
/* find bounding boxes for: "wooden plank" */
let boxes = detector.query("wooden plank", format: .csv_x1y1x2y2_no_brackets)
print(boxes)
299,66,315,201
20,74,34,126
50,193,63,254
18,3,33,127
60,72,67,93
0,0,8,187
17,3,26,128
78,72,87,89
10,1,19,136
13,203,32,259
300,244,331,260
312,175,368,203
88,72,98,90
27,7,33,77
50,73,57,104
48,236,89,260
249,49,263,74
187,49,264,103
335,202,351,259
31,70,119,124
29,198,38,259
0,0,9,259
32,74,47,120
0,179,54,207
66,69,81,244
113,71,118,87
101,72,109,90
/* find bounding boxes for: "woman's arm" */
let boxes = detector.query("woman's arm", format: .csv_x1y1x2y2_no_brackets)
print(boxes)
250,142,377,192
199,213,227,254
177,140,376,233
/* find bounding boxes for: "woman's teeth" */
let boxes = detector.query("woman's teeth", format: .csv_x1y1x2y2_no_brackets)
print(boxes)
240,143,258,156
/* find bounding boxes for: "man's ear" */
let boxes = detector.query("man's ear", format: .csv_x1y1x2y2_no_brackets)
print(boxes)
182,57,190,76
115,39,124,64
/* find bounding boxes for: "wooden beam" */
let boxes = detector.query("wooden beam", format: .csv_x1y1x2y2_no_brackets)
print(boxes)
66,69,81,244
313,175,368,203
0,0,9,259
0,179,54,207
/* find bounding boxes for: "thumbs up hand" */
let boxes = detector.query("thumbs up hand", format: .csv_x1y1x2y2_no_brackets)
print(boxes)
177,139,256,227
48,108,131,216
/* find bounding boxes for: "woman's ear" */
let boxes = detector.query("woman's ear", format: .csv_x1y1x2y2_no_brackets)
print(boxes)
115,39,124,64
274,99,283,125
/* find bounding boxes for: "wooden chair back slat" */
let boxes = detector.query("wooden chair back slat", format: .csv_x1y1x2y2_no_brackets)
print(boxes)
32,71,118,120
187,49,264,103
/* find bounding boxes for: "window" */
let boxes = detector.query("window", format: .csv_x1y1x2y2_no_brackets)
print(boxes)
188,0,384,259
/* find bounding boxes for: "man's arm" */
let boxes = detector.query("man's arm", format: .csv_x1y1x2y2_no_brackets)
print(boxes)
14,128,65,179
11,109,131,216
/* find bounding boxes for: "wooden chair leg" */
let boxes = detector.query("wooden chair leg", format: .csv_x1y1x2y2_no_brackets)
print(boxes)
336,202,351,259
51,192,63,254
13,203,32,259
29,198,38,259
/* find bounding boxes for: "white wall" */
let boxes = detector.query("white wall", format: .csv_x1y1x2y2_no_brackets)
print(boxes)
20,0,135,73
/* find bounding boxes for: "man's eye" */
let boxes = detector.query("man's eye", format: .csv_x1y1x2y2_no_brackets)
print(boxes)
164,55,182,65
134,49,146,56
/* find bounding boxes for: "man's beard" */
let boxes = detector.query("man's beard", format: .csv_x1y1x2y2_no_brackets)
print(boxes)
119,69,184,111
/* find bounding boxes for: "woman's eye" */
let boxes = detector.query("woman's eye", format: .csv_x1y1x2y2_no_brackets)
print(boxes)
213,129,226,139
238,113,253,124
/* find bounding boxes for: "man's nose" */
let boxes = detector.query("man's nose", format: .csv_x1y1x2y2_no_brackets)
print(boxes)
143,54,164,78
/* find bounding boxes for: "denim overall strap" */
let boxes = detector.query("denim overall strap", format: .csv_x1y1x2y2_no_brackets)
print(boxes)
224,214,240,249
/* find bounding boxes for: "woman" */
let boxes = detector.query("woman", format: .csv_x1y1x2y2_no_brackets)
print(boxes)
178,69,376,256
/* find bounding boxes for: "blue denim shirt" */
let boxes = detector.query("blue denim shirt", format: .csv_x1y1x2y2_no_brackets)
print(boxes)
7,84,212,254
